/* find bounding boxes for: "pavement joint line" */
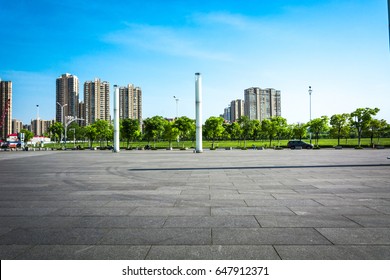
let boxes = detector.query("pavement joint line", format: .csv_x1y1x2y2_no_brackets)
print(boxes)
254,216,263,228
272,245,283,260
144,245,153,260
313,227,335,245
341,215,365,228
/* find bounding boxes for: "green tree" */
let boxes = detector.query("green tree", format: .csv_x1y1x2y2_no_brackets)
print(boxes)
252,120,262,141
350,107,380,147
83,125,97,148
378,121,390,144
238,116,255,148
66,122,83,144
174,116,195,148
204,116,225,149
308,116,329,147
92,120,111,147
271,116,288,147
143,116,166,148
48,122,64,144
292,123,307,141
261,119,276,147
121,119,141,148
330,113,350,146
224,122,242,143
20,129,34,144
163,120,180,149
367,119,388,146
230,122,242,142
222,122,231,140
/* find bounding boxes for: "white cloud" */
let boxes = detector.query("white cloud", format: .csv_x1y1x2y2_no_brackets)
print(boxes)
104,23,233,61
191,12,256,29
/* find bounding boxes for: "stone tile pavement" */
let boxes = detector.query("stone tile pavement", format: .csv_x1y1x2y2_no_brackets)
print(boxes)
0,148,390,259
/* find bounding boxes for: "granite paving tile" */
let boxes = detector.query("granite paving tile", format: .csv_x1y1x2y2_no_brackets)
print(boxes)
367,205,390,214
174,199,246,207
275,245,390,260
0,228,109,245
0,208,58,216
345,215,390,227
212,228,332,245
289,206,380,216
129,207,210,216
0,216,79,228
100,228,211,245
316,228,390,244
164,216,260,228
211,206,295,216
255,215,360,228
314,198,390,207
146,245,280,260
0,245,32,259
49,207,135,216
71,216,167,228
15,245,151,260
245,199,321,207
104,200,176,207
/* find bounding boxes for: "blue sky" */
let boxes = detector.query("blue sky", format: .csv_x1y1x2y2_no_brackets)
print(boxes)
1,0,389,124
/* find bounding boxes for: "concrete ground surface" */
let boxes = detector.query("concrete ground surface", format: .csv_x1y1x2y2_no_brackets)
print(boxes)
0,148,390,260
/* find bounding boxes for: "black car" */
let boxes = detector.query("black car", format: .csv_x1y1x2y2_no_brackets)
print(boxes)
287,140,313,149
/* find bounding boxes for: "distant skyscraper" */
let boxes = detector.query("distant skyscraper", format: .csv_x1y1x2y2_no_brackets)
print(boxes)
0,79,12,140
56,73,79,123
31,119,54,136
223,106,231,122
84,78,110,125
119,84,142,121
244,87,281,121
78,101,85,125
230,99,245,122
244,87,261,120
12,119,23,134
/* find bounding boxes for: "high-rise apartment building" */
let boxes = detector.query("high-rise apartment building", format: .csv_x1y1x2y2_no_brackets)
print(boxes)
78,101,85,125
223,106,231,122
230,99,245,123
244,87,281,121
0,79,12,140
84,78,110,125
56,74,79,123
31,119,54,137
119,84,142,121
12,119,23,134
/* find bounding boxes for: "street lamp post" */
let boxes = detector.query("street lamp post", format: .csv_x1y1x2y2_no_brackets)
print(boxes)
64,116,84,149
173,96,179,119
56,102,67,145
36,105,39,140
308,86,312,144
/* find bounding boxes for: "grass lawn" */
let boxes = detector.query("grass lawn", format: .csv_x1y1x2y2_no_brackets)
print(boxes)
44,138,390,150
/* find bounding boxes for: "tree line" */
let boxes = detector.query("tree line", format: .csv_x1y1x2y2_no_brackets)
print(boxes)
35,107,389,148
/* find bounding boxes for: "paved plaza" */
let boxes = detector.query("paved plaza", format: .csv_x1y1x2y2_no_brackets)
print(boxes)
0,148,390,260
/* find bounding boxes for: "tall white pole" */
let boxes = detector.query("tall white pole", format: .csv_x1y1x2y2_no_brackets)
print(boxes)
173,96,179,118
36,105,39,137
113,85,120,152
195,73,203,153
309,86,312,145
